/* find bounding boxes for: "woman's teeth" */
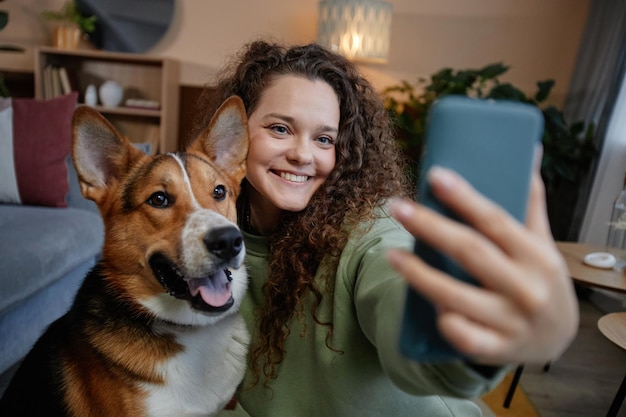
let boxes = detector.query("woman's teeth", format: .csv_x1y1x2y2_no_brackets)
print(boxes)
280,172,308,183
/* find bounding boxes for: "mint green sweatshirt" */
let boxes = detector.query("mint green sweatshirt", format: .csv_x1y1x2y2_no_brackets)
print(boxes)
218,208,505,416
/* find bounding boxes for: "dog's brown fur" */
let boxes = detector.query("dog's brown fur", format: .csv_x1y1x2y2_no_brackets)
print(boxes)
0,96,250,417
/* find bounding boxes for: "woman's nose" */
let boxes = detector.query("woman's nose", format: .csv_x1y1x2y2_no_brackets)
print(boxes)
286,137,313,164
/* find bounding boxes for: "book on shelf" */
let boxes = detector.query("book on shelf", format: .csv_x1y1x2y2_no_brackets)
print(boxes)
42,66,77,99
58,67,72,95
51,67,61,98
43,65,53,99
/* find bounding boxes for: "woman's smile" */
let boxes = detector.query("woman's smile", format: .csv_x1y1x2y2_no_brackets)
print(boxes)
274,170,310,183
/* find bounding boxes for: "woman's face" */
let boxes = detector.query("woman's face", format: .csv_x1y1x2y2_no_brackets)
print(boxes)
246,75,339,223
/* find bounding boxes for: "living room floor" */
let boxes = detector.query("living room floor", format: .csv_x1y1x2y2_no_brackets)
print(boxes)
519,291,626,417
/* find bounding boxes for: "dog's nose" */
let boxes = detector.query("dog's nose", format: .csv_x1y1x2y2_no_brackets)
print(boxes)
203,226,243,260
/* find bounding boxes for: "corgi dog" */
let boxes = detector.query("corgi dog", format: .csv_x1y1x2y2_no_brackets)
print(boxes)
0,96,250,417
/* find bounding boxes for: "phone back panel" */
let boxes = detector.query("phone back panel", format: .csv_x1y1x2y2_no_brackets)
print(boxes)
399,96,544,362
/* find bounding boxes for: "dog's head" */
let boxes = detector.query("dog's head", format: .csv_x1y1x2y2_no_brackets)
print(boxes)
71,96,249,326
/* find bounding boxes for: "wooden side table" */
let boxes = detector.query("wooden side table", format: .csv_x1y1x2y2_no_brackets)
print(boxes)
598,312,626,417
556,242,626,293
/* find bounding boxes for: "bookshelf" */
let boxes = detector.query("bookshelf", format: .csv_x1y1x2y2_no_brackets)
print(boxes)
34,47,180,154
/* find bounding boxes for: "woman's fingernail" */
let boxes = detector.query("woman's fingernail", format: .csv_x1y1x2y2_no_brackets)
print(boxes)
428,166,457,191
389,198,414,220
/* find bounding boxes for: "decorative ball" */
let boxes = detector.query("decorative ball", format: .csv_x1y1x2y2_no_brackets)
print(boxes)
99,80,124,108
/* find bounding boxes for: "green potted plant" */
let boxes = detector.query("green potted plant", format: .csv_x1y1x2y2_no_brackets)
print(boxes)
41,0,96,49
382,63,597,239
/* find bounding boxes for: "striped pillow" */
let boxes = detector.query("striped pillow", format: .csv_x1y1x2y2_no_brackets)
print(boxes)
0,93,77,207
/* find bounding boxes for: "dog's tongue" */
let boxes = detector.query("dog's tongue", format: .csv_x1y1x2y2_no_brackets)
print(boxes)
186,270,232,308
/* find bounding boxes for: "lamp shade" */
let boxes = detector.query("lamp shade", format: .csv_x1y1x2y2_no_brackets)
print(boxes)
317,0,392,64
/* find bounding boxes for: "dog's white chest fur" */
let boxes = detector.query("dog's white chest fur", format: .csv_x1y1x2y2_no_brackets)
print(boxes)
142,314,249,417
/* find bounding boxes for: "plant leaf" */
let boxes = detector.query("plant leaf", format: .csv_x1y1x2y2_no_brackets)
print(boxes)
451,70,479,93
569,121,584,136
535,80,555,103
478,63,509,79
487,83,528,101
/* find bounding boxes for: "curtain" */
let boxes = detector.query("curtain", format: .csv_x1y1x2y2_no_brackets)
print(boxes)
563,0,626,242
580,76,626,246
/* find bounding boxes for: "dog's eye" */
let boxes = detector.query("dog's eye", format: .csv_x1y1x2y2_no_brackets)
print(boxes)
213,185,226,201
147,191,171,208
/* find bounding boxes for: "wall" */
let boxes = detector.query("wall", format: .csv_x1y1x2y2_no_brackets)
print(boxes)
1,0,590,105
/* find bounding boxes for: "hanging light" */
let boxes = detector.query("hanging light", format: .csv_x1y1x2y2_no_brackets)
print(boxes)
317,0,392,64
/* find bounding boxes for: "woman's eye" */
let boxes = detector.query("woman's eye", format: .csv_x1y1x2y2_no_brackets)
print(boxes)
317,136,335,146
269,124,288,135
146,191,171,208
213,185,226,201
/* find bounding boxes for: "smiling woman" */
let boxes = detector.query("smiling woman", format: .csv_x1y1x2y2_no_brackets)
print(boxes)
185,40,581,417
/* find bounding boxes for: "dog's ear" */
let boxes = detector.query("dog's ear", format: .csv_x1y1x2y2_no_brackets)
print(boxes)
188,96,249,183
72,106,145,203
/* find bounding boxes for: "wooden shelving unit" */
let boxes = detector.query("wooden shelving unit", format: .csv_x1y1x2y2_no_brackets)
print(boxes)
34,47,180,153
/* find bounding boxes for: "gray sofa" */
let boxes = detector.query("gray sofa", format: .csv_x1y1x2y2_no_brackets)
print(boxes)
0,159,104,383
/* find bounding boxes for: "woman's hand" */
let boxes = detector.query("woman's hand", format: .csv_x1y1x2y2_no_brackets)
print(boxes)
387,165,579,365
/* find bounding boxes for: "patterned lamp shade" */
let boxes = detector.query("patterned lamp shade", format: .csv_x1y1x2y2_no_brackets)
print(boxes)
317,0,392,64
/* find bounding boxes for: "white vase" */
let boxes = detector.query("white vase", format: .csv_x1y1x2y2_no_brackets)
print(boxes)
99,80,124,108
84,84,97,107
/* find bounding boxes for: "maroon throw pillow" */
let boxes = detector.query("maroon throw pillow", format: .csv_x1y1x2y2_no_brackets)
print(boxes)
11,93,78,207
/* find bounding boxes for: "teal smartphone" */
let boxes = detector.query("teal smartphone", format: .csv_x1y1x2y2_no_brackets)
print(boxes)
399,95,544,362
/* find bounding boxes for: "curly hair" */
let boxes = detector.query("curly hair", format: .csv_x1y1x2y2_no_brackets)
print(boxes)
194,40,413,384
